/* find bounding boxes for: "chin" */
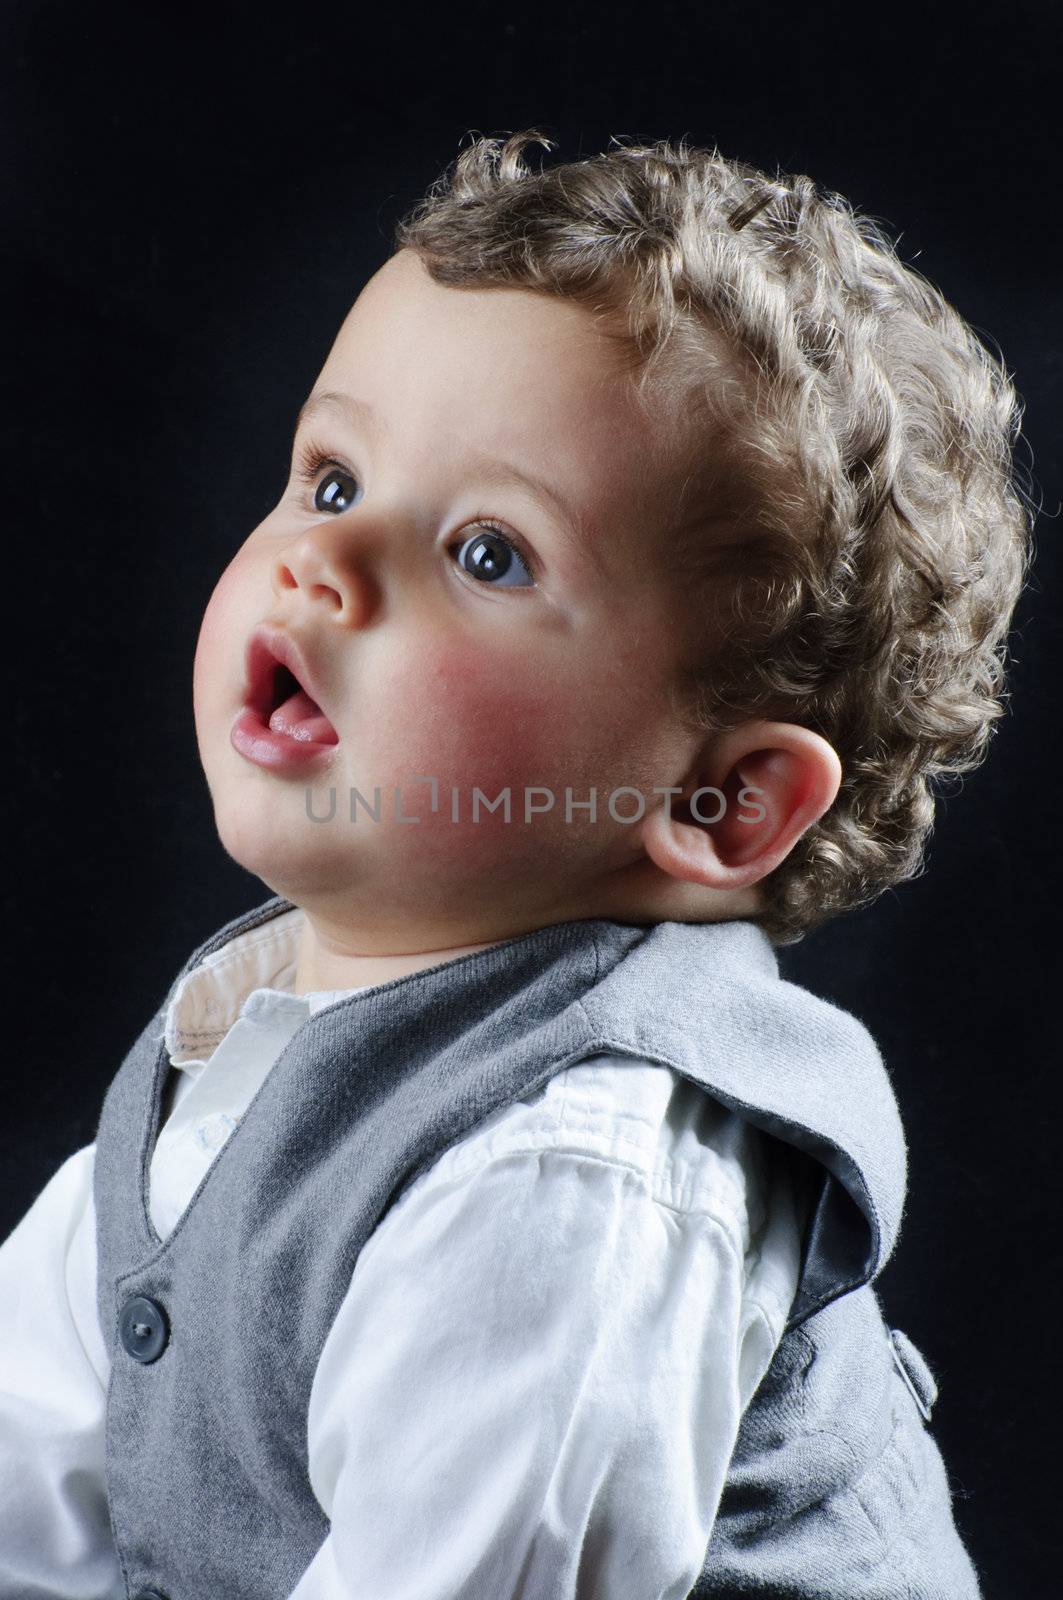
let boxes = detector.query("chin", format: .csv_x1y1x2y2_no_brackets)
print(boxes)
212,799,354,899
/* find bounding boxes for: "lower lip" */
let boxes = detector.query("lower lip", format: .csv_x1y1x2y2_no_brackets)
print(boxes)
230,706,339,772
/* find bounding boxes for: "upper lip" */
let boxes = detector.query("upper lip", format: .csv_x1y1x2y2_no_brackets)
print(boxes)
242,624,333,724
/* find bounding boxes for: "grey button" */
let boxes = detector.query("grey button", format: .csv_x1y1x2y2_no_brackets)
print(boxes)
119,1295,170,1364
889,1326,939,1421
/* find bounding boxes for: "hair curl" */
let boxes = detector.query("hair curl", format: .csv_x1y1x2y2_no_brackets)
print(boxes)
392,130,1035,943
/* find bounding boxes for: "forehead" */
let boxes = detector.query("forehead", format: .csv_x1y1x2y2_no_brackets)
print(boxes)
328,246,627,393
311,249,698,559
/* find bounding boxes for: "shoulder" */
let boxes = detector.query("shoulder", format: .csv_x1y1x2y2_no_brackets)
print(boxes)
368,1056,807,1369
404,1055,802,1273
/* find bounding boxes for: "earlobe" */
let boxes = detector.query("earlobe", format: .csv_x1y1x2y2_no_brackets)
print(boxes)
642,721,842,893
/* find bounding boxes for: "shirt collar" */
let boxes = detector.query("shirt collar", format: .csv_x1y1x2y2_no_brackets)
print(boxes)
163,906,303,1065
163,905,370,1067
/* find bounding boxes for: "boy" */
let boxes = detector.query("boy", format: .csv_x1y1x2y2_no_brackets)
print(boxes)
0,131,1030,1597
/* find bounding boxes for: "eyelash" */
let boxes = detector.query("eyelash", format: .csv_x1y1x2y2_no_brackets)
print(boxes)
292,437,541,583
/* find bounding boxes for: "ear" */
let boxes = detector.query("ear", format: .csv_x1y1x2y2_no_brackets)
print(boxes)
641,720,842,894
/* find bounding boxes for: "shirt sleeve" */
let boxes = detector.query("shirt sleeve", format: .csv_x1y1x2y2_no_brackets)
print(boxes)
0,1144,124,1599
291,1115,758,1600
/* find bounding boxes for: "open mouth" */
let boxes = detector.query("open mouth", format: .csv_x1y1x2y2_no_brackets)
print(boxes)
243,635,340,747
259,663,339,745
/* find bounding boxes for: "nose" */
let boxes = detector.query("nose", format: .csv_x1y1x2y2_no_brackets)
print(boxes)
270,517,383,627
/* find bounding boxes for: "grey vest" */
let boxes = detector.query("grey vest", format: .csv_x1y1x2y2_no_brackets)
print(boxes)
95,895,983,1598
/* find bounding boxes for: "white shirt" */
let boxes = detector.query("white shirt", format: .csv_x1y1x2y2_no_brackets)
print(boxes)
0,908,808,1599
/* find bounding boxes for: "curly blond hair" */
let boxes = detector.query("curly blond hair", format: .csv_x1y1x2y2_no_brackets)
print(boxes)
392,130,1035,943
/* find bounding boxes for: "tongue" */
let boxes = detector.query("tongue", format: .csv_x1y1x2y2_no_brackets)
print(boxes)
268,688,339,745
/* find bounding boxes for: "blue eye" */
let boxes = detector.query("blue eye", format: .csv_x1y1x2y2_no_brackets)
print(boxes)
314,466,362,516
453,527,535,588
294,441,364,514
294,438,538,589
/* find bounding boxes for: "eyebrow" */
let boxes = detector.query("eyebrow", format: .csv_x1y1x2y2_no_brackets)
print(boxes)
294,388,589,551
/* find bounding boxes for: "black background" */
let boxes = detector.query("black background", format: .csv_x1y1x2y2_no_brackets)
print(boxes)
4,2,1060,1594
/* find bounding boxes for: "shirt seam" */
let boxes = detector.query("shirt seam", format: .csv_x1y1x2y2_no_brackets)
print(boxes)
742,1291,787,1350
554,1088,750,1210
400,1141,752,1249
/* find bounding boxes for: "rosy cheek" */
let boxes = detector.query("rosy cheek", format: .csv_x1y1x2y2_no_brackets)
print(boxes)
388,639,560,791
364,643,570,867
193,557,254,720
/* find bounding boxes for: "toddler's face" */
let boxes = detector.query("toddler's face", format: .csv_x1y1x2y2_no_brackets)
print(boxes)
193,248,709,947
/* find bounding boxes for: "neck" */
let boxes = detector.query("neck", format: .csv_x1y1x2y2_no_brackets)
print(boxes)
292,923,509,994
287,869,764,995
